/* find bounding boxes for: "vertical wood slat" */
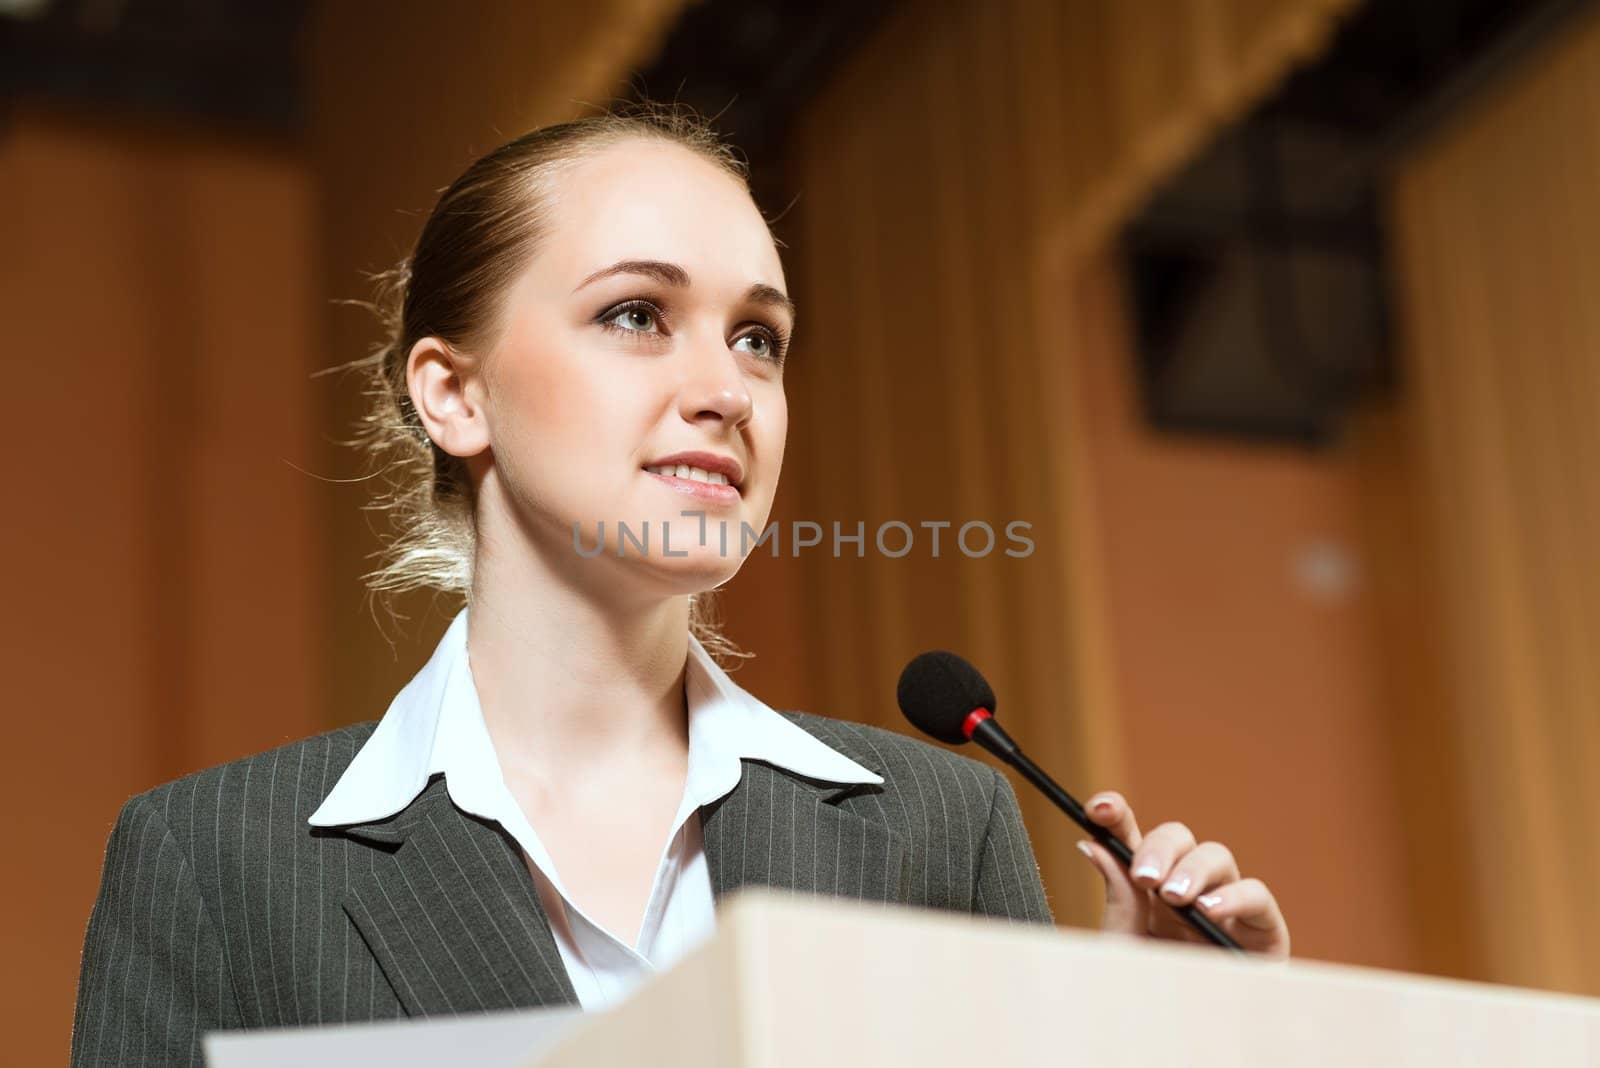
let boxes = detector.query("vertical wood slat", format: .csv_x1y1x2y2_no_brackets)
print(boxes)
1013,0,1130,797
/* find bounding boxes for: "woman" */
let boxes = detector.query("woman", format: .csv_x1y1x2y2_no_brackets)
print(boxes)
71,107,1288,1066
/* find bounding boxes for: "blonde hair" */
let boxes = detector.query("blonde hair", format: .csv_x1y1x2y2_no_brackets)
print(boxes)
336,104,758,663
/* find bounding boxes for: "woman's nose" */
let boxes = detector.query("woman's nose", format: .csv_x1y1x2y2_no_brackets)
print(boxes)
678,345,754,429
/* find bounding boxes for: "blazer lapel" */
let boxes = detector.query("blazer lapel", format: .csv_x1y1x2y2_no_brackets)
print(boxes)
340,777,577,1016
702,760,907,906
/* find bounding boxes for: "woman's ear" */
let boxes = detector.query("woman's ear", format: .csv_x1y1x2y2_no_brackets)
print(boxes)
407,336,490,458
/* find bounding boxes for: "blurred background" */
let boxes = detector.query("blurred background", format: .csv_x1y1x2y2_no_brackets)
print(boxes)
6,0,1600,1058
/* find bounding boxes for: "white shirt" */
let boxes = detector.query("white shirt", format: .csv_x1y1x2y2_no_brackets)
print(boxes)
308,608,881,1010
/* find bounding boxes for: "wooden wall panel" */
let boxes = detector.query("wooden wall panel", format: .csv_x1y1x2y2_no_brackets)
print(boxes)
725,0,1374,937
0,109,323,1064
1388,6,1600,994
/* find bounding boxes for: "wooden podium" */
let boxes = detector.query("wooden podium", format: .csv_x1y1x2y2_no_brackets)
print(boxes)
533,889,1600,1067
205,889,1600,1066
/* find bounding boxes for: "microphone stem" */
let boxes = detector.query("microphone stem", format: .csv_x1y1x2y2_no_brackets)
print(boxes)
976,724,1246,953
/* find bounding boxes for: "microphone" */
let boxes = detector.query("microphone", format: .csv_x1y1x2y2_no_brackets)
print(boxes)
897,650,1244,953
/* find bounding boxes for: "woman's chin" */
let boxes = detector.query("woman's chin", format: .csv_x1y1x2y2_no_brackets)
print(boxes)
565,507,766,596
630,546,748,596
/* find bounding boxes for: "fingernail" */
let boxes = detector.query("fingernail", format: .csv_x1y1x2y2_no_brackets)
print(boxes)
1075,840,1095,861
1132,863,1161,882
1090,799,1114,816
1198,893,1223,911
1161,874,1192,898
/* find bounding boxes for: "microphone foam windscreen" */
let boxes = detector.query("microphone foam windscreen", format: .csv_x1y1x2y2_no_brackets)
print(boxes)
896,651,997,745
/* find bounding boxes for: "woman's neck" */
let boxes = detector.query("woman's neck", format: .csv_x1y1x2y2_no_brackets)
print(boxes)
464,551,692,778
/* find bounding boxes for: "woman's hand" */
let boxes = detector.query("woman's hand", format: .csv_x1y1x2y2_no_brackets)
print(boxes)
1074,791,1290,958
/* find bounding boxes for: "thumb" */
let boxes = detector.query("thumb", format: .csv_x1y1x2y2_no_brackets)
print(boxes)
1076,839,1147,935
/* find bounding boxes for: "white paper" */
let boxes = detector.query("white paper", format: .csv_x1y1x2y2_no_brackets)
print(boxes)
203,1004,586,1068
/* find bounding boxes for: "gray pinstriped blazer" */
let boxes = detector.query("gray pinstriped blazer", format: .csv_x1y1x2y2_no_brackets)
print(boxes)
70,711,1052,1067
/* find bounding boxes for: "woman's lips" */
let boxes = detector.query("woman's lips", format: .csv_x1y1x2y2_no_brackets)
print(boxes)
643,468,742,505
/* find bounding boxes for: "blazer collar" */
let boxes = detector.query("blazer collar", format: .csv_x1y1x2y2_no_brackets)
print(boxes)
319,610,899,1017
702,759,907,908
309,608,881,832
336,760,905,1019
337,778,580,1015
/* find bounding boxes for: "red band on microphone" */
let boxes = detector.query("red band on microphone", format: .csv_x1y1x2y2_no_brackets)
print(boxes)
961,708,993,740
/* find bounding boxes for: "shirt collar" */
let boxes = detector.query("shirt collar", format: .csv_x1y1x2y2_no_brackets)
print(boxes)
308,607,881,829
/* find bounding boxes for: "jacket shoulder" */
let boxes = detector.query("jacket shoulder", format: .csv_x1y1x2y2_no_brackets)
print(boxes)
119,721,378,845
779,709,1005,795
778,710,1052,923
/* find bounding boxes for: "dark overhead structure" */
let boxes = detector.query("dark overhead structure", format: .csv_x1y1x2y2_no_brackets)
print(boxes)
627,0,895,170
1121,0,1595,447
14,0,1595,452
0,0,890,154
0,0,308,130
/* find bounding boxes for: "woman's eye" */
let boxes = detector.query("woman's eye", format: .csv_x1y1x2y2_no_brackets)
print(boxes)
604,302,662,334
734,328,787,362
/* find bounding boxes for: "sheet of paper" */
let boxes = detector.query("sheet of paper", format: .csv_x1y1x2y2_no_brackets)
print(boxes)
203,1005,586,1068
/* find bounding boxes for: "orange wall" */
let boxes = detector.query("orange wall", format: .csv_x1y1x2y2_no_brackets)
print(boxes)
1069,263,1419,971
0,108,326,1064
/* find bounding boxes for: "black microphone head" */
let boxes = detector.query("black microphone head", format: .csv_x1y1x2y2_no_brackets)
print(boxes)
897,651,997,745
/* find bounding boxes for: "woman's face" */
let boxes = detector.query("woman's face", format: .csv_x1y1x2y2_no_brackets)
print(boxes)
476,139,792,597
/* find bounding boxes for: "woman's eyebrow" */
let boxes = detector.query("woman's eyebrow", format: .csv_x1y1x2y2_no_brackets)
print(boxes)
574,259,796,320
575,259,689,291
745,283,797,324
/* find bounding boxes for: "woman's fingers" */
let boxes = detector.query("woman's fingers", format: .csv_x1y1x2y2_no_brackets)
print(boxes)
1156,841,1239,906
1198,878,1291,958
1198,877,1285,930
1081,792,1150,936
1074,838,1147,934
1078,790,1290,958
1128,821,1197,891
1084,790,1142,849
1141,841,1239,943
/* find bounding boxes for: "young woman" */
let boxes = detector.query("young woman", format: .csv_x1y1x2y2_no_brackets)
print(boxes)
71,107,1288,1067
